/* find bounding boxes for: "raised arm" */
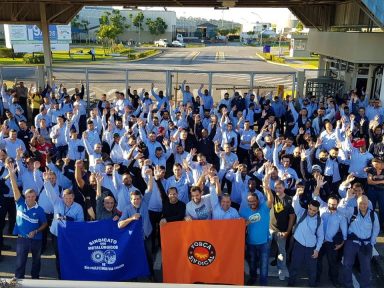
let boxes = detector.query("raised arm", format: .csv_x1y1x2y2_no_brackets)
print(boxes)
7,163,21,201
262,163,274,209
75,160,85,189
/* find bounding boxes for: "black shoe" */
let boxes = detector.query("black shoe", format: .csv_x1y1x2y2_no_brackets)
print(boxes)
246,277,257,285
331,280,342,288
270,259,277,266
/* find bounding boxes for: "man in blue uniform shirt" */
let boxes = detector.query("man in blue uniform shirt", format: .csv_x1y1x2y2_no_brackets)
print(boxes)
7,162,47,279
341,195,380,288
240,163,273,286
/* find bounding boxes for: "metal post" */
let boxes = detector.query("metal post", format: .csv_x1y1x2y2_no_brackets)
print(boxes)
292,73,296,99
85,68,90,109
208,72,213,97
250,73,254,91
0,67,3,84
125,69,129,89
166,70,172,99
39,3,53,85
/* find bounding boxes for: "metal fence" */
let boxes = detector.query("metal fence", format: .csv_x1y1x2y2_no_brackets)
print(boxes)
1,65,297,107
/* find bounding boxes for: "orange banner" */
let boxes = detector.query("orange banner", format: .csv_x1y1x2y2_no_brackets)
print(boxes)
160,219,246,285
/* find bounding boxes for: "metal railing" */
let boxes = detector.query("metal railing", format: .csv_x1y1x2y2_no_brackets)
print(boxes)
1,65,298,107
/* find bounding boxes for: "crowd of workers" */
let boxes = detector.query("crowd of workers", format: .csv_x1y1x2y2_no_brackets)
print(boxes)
0,79,383,287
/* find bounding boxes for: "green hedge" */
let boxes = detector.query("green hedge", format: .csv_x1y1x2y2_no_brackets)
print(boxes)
0,48,25,58
23,54,45,64
127,50,157,60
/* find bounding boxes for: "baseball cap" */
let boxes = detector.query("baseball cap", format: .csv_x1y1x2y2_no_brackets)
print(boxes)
352,138,366,148
311,164,322,173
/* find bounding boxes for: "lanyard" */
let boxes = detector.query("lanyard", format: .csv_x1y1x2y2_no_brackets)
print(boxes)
63,205,72,216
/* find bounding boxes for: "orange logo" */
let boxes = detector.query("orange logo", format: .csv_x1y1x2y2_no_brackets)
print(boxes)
188,241,216,266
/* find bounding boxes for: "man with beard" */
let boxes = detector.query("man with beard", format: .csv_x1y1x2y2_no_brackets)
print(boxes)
198,84,213,110
268,164,295,281
322,147,342,196
255,131,275,163
344,131,374,188
240,167,274,286
74,160,114,220
368,123,384,160
113,164,139,212
312,176,347,287
95,173,120,221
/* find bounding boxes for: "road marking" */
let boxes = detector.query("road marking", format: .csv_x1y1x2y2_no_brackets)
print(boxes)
215,51,225,62
191,51,200,61
186,51,199,61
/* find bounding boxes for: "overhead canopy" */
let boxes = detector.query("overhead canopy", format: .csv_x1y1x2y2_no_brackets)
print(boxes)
0,0,380,30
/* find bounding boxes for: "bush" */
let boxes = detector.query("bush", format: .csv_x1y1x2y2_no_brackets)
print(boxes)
0,48,14,58
23,54,45,64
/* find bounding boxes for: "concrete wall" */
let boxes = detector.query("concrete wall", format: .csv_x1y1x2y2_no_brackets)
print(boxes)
307,30,384,64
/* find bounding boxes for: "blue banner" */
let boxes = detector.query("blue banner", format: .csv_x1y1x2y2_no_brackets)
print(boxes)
58,219,149,281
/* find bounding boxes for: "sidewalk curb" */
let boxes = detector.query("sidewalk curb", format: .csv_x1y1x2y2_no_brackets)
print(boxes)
255,53,293,68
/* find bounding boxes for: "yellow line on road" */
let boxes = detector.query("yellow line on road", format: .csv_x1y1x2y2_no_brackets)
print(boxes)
191,51,200,61
216,51,225,61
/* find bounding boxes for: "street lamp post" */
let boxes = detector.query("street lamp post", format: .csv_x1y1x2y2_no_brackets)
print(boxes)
278,32,282,57
260,30,265,47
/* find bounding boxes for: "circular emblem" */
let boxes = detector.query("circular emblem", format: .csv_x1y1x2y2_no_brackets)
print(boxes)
91,250,104,263
104,250,117,264
188,241,216,266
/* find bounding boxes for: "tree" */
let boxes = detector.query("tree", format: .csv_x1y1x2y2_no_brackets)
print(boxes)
96,10,129,48
132,12,145,31
146,17,168,36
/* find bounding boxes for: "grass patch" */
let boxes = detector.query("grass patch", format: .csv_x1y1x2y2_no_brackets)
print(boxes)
0,57,24,65
186,43,205,48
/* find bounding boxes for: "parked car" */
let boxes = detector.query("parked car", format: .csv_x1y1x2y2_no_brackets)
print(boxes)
154,39,169,47
171,40,186,47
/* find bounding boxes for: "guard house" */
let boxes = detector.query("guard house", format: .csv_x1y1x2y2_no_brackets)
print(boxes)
196,22,218,39
307,30,384,100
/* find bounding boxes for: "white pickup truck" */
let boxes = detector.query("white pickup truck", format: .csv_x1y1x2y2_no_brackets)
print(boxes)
154,39,169,47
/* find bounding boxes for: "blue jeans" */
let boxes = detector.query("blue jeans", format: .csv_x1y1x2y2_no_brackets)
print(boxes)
15,237,42,279
246,242,269,285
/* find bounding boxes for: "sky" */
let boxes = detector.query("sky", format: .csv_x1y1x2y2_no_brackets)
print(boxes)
139,7,293,31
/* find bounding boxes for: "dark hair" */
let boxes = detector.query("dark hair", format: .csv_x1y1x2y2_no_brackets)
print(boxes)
309,200,320,208
168,186,178,194
190,186,202,194
130,190,142,198
328,195,340,202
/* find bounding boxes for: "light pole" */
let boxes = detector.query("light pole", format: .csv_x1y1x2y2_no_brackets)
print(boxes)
138,21,141,46
260,30,265,47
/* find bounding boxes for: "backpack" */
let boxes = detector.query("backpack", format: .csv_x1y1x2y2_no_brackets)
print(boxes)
293,210,321,236
349,206,375,237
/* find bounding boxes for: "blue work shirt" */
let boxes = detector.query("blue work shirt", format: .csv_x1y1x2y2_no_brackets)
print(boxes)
293,195,324,251
14,198,46,240
44,181,84,236
210,185,239,220
119,202,152,239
